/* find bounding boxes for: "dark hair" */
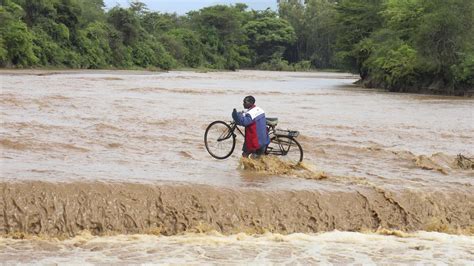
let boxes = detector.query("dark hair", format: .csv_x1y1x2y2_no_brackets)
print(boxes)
244,95,255,104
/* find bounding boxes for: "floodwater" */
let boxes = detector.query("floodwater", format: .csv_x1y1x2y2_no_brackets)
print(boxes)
1,70,472,189
1,231,473,264
1,70,473,263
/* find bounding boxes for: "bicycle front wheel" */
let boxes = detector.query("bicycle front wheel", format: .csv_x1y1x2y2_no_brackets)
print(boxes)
204,121,236,159
266,136,303,164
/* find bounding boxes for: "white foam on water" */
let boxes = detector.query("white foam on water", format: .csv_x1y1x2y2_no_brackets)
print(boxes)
1,231,472,264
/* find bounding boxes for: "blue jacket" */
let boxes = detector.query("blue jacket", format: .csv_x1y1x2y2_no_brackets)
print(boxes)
232,105,270,151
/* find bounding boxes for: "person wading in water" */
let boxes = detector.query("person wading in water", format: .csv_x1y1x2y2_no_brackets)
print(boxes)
232,96,270,158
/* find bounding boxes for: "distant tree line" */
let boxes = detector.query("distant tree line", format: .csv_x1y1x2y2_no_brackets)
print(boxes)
1,0,472,94
279,0,473,95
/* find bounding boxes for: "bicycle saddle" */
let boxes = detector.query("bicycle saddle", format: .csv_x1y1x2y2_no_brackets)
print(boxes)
266,117,278,127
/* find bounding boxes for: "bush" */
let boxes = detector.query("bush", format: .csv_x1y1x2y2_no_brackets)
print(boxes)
75,22,112,68
32,27,66,66
366,43,418,89
64,49,82,68
132,38,176,70
452,52,474,87
2,19,38,66
257,57,292,71
293,60,311,71
0,37,8,65
166,29,204,68
107,28,133,68
160,34,187,67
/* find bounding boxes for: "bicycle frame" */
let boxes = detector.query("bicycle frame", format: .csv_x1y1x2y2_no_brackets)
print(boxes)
220,122,295,157
217,122,244,142
266,125,295,156
206,119,302,162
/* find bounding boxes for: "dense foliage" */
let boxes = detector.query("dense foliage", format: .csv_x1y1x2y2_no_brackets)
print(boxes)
0,0,296,70
0,0,472,94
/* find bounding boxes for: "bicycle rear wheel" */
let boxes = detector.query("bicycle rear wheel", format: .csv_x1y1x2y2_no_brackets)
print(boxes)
266,136,303,164
204,121,236,159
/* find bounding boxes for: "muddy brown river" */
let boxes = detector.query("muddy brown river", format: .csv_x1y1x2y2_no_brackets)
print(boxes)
0,70,473,263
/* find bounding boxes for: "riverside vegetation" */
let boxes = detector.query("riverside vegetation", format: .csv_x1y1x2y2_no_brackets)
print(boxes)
0,0,472,95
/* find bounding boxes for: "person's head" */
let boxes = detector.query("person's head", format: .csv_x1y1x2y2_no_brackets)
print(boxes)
243,95,255,109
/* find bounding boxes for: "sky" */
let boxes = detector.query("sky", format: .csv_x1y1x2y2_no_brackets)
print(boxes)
103,0,278,14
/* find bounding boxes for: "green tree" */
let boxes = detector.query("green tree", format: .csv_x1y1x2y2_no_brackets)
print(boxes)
188,4,249,69
414,0,473,91
244,14,296,64
349,0,473,94
303,0,338,68
278,0,306,62
452,52,474,87
131,36,175,69
142,12,180,35
75,21,111,68
107,6,142,46
335,0,385,74
164,28,203,67
76,0,105,24
31,26,66,65
279,0,338,68
0,1,38,66
13,0,56,27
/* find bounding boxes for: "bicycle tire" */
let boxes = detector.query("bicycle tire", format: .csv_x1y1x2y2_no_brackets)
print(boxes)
266,136,303,164
204,120,236,159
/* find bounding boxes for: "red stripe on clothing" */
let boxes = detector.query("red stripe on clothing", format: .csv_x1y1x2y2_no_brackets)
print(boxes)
245,122,260,151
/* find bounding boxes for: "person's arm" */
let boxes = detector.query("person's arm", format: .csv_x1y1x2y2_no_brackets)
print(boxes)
233,109,254,126
232,109,242,125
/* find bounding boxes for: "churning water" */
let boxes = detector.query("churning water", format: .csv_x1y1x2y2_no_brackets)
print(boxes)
1,70,473,263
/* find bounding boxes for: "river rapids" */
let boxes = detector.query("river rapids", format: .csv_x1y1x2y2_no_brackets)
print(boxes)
0,70,473,263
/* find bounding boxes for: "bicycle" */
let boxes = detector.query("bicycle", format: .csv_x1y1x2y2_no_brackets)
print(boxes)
204,118,303,164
